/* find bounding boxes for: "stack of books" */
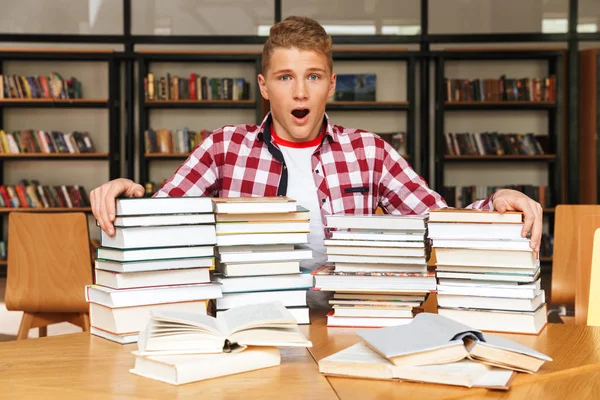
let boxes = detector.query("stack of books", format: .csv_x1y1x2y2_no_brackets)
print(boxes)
85,196,222,344
429,209,547,334
313,214,437,327
211,197,315,324
130,301,312,385
318,312,552,389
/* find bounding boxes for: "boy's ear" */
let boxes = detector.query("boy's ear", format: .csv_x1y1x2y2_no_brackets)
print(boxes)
257,74,269,100
327,72,337,99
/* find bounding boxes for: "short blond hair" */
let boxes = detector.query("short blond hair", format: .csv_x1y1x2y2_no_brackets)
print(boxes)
262,16,333,74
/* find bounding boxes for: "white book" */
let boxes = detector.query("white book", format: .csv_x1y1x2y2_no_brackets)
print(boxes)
216,290,308,310
114,213,215,227
216,221,310,234
435,248,538,269
95,257,215,274
428,223,524,240
437,291,546,312
436,269,540,283
97,246,215,262
94,267,211,290
432,238,532,251
326,245,425,257
91,326,139,344
130,347,281,385
214,271,313,293
216,260,301,277
327,254,427,265
324,239,425,248
326,214,427,231
215,306,310,325
213,196,297,214
331,231,425,242
101,224,217,249
327,315,414,328
85,283,222,308
318,342,516,389
89,300,208,335
216,232,308,247
115,196,214,216
218,247,313,264
437,305,548,334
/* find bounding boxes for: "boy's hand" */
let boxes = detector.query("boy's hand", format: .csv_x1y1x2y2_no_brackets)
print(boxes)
90,178,145,236
492,188,543,253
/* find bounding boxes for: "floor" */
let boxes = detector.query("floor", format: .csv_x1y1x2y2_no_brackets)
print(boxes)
0,278,82,342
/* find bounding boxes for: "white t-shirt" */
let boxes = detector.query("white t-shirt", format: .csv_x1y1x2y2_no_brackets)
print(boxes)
277,144,327,272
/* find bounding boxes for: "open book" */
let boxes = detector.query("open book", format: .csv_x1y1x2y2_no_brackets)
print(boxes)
357,313,551,373
137,301,312,355
318,342,516,390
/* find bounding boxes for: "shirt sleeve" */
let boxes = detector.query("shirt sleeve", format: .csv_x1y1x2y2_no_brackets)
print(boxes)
377,141,493,213
153,132,220,198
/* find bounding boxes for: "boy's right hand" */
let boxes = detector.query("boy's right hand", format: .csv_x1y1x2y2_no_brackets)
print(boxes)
90,178,145,237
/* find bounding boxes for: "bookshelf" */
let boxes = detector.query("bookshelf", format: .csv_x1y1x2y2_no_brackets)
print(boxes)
579,48,600,204
0,49,121,271
327,49,416,165
433,49,565,264
136,51,263,186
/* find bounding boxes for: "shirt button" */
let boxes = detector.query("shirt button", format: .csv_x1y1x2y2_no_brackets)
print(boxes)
315,169,320,174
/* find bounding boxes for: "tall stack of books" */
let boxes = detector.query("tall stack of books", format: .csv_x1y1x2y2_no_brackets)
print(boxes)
429,209,547,334
211,197,315,324
85,196,222,344
313,214,437,327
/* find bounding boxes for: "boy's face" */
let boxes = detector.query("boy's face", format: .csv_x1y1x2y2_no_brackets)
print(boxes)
258,47,336,142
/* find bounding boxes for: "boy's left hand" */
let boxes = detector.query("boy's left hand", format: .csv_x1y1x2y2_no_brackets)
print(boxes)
492,189,543,253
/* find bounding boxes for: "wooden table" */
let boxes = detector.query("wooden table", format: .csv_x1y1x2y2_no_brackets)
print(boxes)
0,331,336,399
2,310,600,399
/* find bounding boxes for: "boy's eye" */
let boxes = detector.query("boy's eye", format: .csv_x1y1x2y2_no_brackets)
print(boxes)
279,75,291,81
308,74,320,80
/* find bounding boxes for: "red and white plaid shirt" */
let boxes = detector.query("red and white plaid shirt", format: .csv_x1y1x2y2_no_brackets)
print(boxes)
154,113,493,221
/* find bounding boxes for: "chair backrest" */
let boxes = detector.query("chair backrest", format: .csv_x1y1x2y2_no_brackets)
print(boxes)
586,229,600,326
5,212,93,313
551,205,600,307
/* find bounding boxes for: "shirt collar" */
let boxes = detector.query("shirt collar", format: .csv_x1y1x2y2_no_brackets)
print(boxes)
257,112,337,145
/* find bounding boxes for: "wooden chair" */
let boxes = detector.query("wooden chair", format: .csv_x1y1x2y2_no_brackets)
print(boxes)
551,205,600,313
5,212,94,339
586,228,600,327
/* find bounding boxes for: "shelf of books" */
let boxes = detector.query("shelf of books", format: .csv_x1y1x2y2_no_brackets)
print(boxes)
325,49,416,169
137,51,263,189
0,49,121,274
434,49,564,264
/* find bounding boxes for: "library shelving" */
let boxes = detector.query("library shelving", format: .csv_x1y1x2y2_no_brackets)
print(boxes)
136,50,263,186
433,48,565,264
327,48,416,164
0,48,121,272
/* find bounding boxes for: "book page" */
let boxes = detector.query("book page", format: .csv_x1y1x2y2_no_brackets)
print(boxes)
150,310,226,336
219,301,296,335
324,341,391,365
357,312,481,359
478,335,552,361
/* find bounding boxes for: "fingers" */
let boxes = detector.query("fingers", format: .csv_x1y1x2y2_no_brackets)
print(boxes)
92,179,137,237
529,201,543,253
520,199,536,240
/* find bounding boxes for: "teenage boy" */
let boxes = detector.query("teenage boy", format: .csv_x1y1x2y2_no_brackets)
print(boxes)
91,16,543,306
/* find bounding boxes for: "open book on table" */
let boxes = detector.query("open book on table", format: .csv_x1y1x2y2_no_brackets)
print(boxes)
137,301,312,355
357,312,552,373
318,341,516,390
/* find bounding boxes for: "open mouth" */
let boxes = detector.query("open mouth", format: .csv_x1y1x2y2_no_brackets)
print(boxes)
291,109,309,119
